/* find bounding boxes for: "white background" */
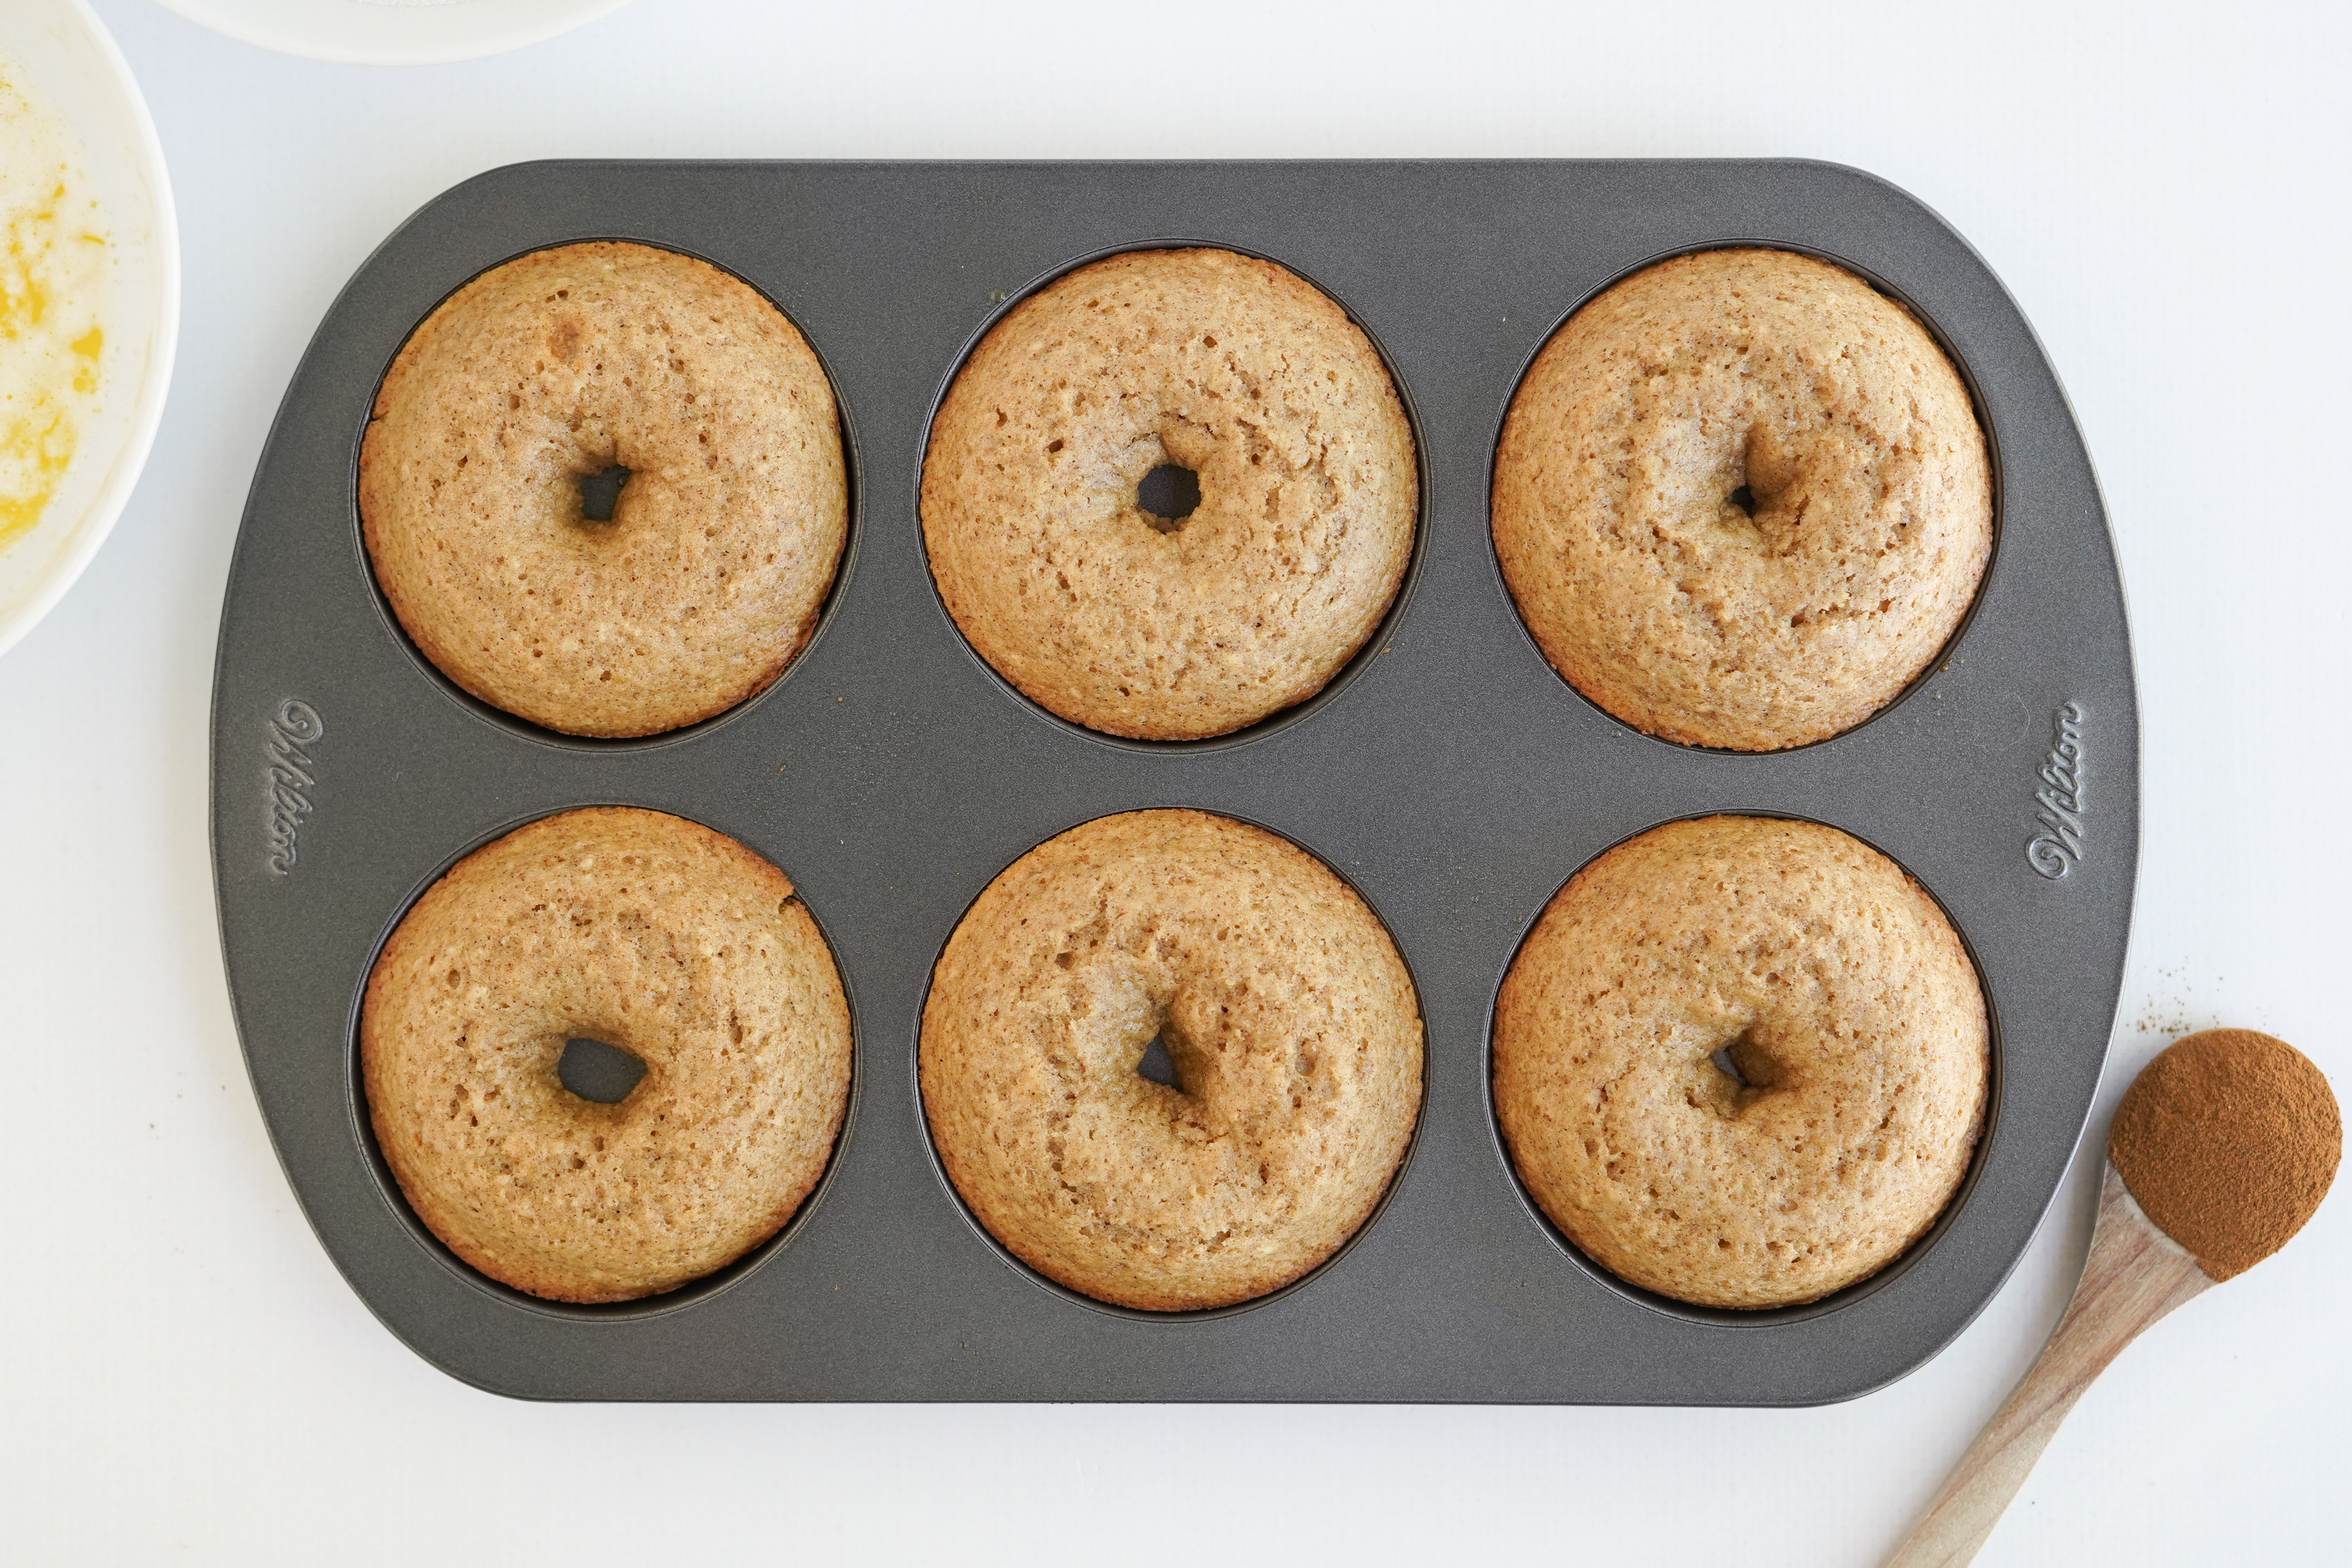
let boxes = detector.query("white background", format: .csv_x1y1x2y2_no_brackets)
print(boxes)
3,0,2346,1561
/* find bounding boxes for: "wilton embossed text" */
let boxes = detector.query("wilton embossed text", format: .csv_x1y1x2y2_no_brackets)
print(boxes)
264,699,324,875
2026,701,2086,879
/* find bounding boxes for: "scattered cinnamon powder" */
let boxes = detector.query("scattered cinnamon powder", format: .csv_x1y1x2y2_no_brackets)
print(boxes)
2109,1029,2341,1280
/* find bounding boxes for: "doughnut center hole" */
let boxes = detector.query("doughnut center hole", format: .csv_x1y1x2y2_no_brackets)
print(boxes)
1136,1031,1181,1089
1727,483,1757,518
573,464,633,525
1710,1031,1782,1097
1136,463,1200,533
559,1037,647,1104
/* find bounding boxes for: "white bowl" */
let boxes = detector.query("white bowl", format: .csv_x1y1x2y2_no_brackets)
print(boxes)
0,0,178,662
154,0,636,66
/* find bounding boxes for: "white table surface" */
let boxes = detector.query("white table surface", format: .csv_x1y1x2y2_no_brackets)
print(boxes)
5,0,2346,1561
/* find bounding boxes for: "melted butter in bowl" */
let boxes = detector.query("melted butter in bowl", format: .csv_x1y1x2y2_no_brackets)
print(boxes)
0,60,110,556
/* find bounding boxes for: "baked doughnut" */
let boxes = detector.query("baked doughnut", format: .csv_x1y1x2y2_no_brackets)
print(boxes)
920,809,1422,1310
1492,248,1991,751
360,242,847,738
1492,816,1987,1309
920,248,1416,741
361,807,852,1304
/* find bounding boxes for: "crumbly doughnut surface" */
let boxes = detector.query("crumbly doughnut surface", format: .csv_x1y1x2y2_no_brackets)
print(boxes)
920,249,1416,741
1492,815,1987,1309
1492,248,1991,751
360,242,847,738
920,809,1423,1310
361,808,852,1303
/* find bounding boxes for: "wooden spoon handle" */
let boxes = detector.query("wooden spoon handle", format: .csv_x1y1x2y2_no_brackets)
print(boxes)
1884,1164,2212,1568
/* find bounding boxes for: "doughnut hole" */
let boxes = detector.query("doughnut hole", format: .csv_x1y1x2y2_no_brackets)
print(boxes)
1135,462,1201,531
1688,417,1865,557
571,462,633,525
1135,1029,1181,1088
1696,1024,1789,1116
1075,971,1255,1148
560,1034,649,1103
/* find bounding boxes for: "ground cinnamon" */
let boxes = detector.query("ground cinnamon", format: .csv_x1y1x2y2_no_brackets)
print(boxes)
2108,1028,2341,1280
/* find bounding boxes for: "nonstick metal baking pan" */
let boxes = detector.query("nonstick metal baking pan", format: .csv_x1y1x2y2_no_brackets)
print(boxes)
210,160,2135,1402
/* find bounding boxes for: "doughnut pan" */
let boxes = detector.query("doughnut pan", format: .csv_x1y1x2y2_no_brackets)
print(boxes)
210,160,2136,1403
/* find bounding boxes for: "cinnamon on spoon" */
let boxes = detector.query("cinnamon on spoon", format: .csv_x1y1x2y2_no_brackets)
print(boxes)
1884,1029,2340,1567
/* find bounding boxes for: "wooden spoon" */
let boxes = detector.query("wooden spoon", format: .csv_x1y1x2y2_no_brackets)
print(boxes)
1885,1029,2340,1567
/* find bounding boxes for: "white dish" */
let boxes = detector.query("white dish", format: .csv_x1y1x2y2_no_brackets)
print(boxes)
153,0,637,66
0,0,178,662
